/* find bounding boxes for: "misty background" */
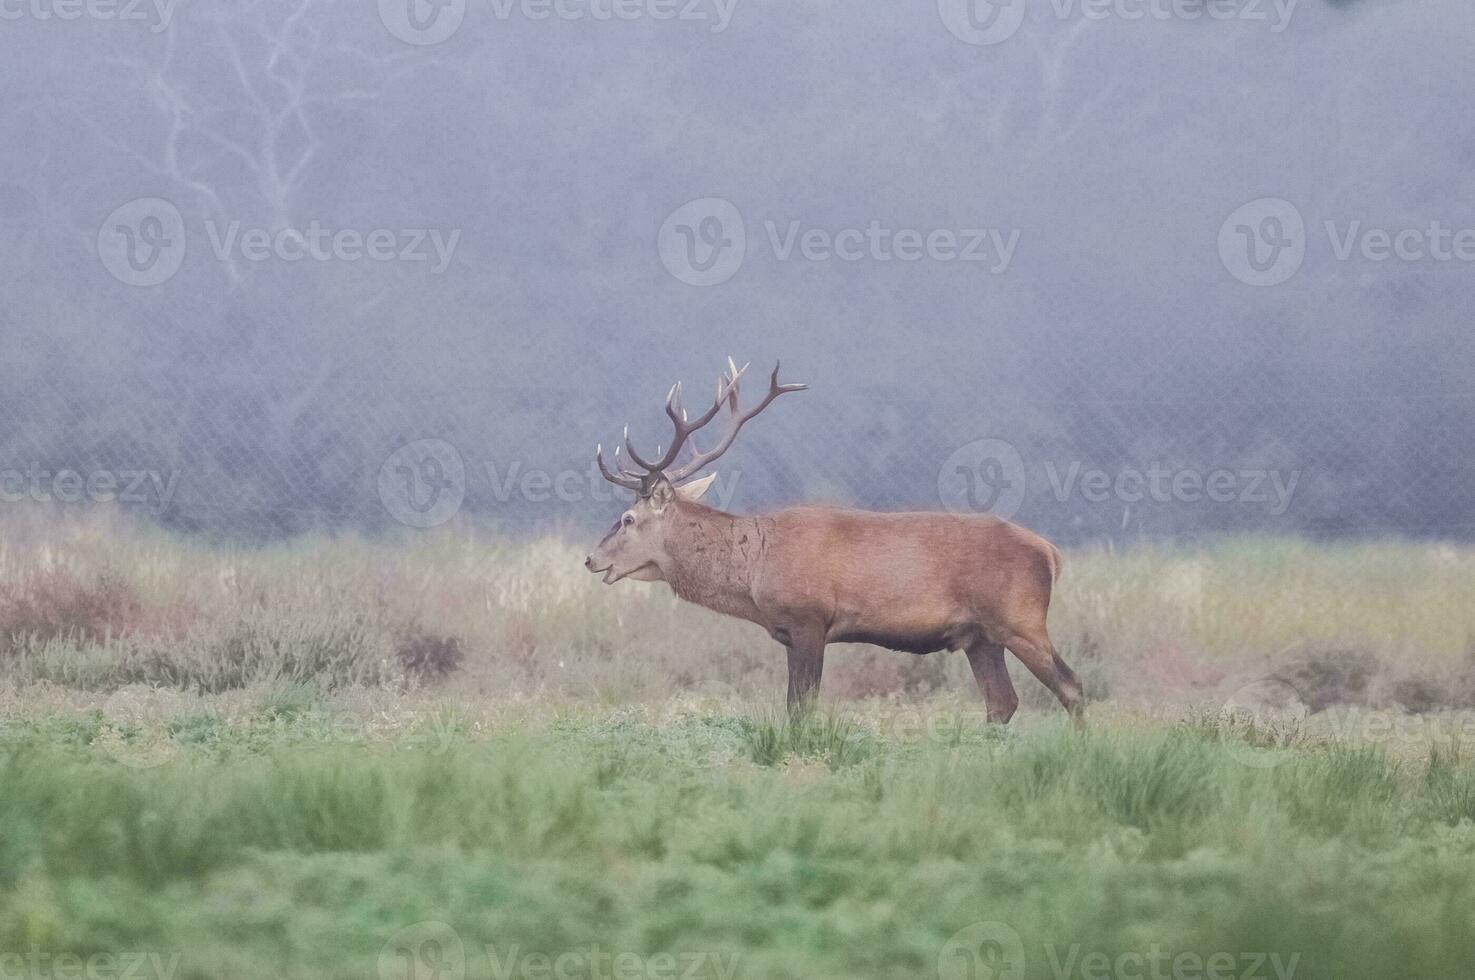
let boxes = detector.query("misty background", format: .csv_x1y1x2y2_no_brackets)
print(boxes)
0,0,1471,544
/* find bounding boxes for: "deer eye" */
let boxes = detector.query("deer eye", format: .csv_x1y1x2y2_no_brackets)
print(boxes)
621,513,636,528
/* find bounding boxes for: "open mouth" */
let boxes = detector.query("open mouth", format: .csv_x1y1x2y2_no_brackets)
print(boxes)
587,561,620,584
587,562,656,585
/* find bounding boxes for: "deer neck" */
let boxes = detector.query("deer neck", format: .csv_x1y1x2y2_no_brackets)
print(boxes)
662,502,764,623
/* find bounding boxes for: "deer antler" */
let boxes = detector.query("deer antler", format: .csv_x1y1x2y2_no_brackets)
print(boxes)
595,359,806,494
663,362,806,483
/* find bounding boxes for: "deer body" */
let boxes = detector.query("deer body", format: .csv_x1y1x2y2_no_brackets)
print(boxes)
651,499,1082,721
586,360,1086,723
754,505,1059,647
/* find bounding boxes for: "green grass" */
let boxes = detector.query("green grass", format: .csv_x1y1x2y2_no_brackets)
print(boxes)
4,519,1475,976
3,704,1475,979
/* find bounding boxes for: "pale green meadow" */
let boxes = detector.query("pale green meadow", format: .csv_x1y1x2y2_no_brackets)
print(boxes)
2,510,1474,978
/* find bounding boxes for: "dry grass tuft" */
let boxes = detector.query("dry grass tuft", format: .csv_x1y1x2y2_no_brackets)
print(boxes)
0,508,1472,713
395,623,466,679
0,569,140,654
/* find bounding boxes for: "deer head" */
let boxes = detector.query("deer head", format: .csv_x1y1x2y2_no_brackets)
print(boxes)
584,358,806,584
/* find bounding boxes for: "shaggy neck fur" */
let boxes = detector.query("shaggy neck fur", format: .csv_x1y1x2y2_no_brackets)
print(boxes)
661,500,765,623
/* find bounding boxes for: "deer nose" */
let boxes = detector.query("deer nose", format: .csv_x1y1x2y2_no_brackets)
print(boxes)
584,556,594,570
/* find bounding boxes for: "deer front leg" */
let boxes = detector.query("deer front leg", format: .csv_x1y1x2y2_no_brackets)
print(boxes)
784,632,825,717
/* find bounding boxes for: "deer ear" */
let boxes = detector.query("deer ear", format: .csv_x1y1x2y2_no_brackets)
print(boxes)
648,477,678,511
675,474,718,502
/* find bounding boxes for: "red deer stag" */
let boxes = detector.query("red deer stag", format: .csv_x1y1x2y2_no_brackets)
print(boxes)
584,360,1084,723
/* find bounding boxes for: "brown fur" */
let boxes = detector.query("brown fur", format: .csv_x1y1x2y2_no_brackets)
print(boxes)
587,360,1081,721
589,490,1084,723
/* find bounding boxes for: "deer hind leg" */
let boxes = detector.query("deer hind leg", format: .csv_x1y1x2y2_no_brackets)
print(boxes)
1006,628,1086,725
964,641,1018,725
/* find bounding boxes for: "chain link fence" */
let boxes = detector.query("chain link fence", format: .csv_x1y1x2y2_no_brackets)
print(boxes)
1,0,1472,546
3,343,1472,545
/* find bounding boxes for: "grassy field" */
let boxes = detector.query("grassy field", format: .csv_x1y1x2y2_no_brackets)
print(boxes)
5,697,1475,979
2,511,1475,978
